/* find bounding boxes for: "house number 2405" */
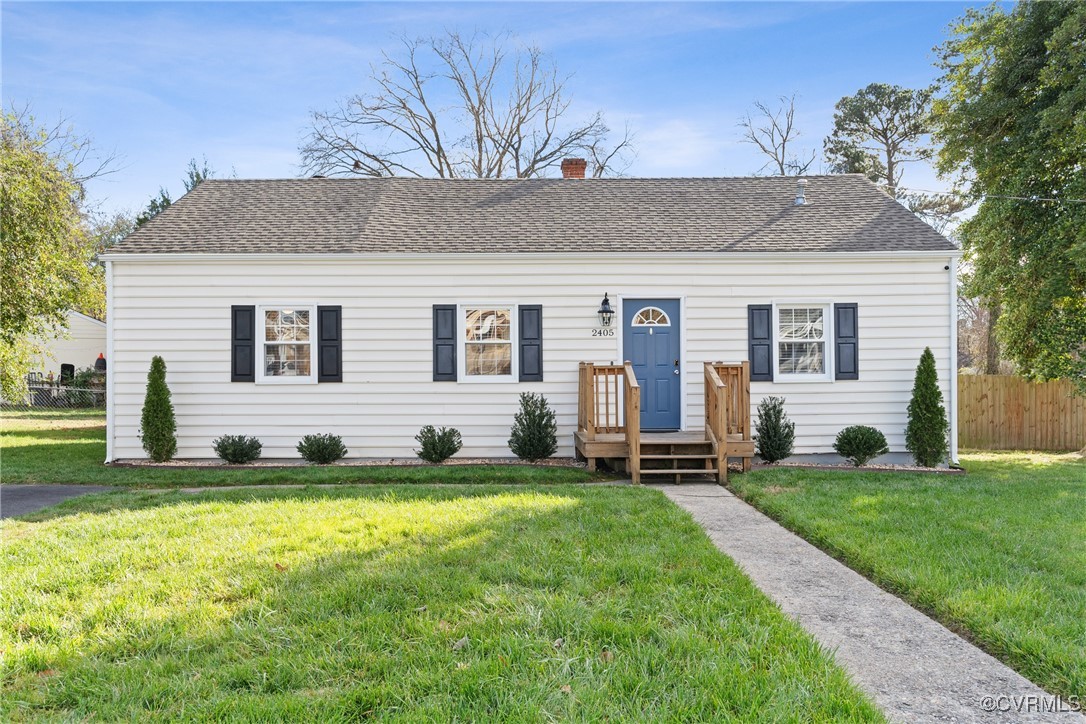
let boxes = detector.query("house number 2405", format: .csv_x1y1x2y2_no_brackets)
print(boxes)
591,328,616,337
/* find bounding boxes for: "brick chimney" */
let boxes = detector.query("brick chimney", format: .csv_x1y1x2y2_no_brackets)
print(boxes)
561,158,588,179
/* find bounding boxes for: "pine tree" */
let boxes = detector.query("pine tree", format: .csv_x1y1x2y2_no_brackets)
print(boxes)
905,347,949,467
508,392,558,461
754,396,795,464
139,355,177,462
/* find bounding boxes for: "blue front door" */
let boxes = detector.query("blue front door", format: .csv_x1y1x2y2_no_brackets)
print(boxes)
623,299,681,431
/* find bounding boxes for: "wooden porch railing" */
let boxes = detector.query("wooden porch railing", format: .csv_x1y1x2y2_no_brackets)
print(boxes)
577,361,749,486
577,362,641,483
703,363,729,483
704,361,753,481
712,361,751,444
622,362,641,485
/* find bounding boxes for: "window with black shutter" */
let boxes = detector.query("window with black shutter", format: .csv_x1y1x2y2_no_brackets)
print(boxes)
834,303,859,380
748,304,773,381
231,305,256,382
433,304,458,381
317,305,343,382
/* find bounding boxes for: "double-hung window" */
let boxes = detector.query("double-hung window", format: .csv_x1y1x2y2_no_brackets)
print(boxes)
775,304,831,379
461,306,516,380
259,305,316,383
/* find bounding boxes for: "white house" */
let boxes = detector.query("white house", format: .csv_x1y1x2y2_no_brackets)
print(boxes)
101,167,960,474
32,310,107,379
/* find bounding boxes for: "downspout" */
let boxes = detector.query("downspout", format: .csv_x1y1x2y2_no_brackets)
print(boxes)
105,260,114,463
948,258,958,464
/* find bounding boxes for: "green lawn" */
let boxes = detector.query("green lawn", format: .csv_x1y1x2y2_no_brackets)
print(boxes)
2,486,881,721
730,451,1086,700
0,410,602,486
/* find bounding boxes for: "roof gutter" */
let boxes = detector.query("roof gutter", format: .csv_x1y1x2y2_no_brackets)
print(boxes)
100,249,962,263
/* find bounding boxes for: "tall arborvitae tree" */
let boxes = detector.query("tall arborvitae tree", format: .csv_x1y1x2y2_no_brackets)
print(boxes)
139,356,177,462
905,347,949,467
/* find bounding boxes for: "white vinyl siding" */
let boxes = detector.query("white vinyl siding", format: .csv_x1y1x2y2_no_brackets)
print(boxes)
108,255,954,459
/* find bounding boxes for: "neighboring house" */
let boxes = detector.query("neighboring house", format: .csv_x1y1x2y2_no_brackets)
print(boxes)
100,165,960,470
32,310,106,379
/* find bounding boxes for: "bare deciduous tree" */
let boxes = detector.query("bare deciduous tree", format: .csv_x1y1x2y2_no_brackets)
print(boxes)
738,95,815,176
300,32,633,179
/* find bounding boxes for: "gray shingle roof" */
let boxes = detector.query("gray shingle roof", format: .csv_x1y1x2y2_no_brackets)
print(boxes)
109,175,957,255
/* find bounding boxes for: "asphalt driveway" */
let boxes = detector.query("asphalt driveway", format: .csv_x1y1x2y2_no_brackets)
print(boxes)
1,485,115,519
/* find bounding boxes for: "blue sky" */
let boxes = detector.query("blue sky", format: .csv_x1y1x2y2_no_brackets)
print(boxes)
4,2,984,216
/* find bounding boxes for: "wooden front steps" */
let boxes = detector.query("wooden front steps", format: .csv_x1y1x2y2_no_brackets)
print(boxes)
576,361,754,485
639,438,718,484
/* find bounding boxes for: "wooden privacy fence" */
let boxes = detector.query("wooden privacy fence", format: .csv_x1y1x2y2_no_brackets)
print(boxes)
958,375,1086,451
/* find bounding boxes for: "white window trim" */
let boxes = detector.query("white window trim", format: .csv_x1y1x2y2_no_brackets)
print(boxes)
458,303,518,383
256,303,318,385
772,302,833,383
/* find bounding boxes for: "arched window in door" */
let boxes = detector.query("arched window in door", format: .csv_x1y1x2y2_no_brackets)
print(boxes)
632,306,671,326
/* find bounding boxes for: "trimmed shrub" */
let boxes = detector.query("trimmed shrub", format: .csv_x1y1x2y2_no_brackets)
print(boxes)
833,425,889,467
754,396,794,464
139,356,177,462
415,425,463,464
906,347,949,467
297,433,348,464
213,435,263,464
508,392,558,461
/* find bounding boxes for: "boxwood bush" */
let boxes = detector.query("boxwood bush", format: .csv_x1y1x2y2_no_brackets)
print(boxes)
297,433,348,464
415,425,463,463
212,435,262,464
833,425,889,467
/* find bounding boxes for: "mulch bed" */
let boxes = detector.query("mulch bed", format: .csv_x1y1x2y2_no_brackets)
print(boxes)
109,457,587,470
750,462,965,474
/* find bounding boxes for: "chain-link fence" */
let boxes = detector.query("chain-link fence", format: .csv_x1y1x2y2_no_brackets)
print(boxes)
12,383,106,409
5,371,107,409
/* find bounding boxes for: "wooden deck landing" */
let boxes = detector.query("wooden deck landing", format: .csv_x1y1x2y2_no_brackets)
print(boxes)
575,430,754,460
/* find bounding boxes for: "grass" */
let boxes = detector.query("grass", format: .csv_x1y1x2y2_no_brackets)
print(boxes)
730,451,1086,700
0,410,603,487
1,486,882,721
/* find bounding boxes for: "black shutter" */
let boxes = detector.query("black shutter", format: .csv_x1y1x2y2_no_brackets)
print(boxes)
317,305,343,382
519,305,543,382
231,305,256,382
433,304,457,381
834,303,859,380
748,304,773,382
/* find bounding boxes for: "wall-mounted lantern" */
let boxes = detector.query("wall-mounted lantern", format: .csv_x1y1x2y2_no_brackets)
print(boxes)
597,293,614,327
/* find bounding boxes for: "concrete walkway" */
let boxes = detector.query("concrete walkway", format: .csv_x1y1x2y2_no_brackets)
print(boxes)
656,483,1083,723
1,485,115,519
